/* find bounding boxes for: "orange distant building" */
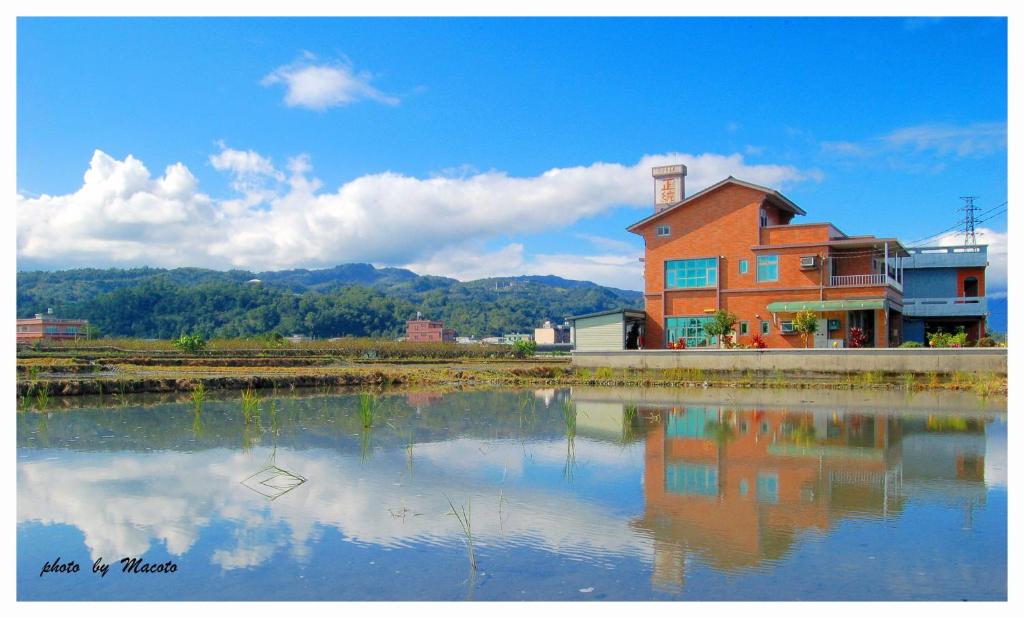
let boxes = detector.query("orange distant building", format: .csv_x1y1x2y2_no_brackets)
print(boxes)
628,166,909,348
17,312,90,343
406,316,456,343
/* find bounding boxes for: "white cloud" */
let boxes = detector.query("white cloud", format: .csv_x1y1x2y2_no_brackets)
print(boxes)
933,226,1007,293
821,122,1007,163
18,148,815,286
261,54,399,111
19,439,652,569
403,243,643,291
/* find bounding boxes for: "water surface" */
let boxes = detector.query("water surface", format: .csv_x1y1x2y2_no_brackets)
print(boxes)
17,387,1007,600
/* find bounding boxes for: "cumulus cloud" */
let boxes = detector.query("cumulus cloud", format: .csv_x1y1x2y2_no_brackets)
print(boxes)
17,148,815,286
261,53,399,110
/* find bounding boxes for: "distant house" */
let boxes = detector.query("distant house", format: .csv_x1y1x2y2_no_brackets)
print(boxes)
534,320,571,345
17,312,89,343
503,333,533,344
406,317,456,343
900,245,989,343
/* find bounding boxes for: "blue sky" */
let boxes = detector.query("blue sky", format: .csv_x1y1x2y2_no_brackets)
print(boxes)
16,17,1008,293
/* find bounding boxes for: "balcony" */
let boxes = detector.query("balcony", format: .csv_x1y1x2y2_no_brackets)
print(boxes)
830,273,903,293
902,297,987,318
903,245,988,269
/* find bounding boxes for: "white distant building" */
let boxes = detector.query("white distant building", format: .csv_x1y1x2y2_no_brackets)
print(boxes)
534,320,571,345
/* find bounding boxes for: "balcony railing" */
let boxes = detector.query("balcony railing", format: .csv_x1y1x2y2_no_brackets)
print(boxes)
903,296,987,318
830,274,903,292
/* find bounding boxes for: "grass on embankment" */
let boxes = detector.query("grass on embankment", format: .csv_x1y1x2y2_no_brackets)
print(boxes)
15,360,1007,400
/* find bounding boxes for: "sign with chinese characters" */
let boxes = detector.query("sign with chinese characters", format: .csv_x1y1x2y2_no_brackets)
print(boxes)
656,176,681,205
652,164,686,209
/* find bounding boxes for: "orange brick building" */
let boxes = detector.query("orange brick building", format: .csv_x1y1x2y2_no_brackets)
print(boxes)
16,313,90,343
406,318,456,343
628,167,908,348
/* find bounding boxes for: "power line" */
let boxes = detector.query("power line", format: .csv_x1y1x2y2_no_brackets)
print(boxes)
905,199,1007,247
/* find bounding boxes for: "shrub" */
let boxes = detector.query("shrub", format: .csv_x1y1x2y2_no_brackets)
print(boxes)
511,339,537,358
848,327,867,349
750,333,768,349
899,341,923,348
172,333,207,353
927,327,968,348
977,336,996,348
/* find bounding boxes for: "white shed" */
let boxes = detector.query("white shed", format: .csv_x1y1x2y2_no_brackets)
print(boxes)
569,309,646,352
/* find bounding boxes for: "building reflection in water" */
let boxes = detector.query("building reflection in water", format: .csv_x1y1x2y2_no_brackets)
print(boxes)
602,402,992,594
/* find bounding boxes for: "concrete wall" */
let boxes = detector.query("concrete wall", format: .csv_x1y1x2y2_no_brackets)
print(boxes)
572,348,1007,375
903,267,958,298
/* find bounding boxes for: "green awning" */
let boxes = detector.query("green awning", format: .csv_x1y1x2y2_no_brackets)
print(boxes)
766,299,887,313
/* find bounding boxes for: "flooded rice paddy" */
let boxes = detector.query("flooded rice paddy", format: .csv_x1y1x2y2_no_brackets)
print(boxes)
17,387,1007,601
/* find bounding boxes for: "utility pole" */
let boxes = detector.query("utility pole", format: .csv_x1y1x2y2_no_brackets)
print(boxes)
959,196,980,246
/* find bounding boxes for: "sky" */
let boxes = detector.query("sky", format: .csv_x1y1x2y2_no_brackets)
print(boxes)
15,17,1008,294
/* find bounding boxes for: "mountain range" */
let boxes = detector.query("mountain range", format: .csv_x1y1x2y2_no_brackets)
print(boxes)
16,264,643,340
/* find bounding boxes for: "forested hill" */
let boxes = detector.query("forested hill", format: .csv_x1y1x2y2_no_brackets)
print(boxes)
16,265,643,339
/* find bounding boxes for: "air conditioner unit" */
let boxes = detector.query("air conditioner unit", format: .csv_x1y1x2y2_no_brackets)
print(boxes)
799,255,818,269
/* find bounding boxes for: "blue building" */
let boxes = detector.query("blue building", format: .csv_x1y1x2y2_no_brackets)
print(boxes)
900,245,988,344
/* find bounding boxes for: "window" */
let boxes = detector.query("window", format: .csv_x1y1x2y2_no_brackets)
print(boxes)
780,320,795,334
760,208,768,227
756,255,779,282
757,472,779,503
665,316,718,348
739,321,749,335
739,259,749,275
655,225,671,237
760,320,770,335
665,463,718,497
665,258,717,289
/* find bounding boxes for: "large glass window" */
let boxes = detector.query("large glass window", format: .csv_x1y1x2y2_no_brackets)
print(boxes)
756,255,779,282
665,258,717,289
665,463,718,497
665,316,718,348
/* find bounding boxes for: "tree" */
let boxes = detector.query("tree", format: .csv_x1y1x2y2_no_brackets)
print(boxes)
703,310,739,348
792,310,819,349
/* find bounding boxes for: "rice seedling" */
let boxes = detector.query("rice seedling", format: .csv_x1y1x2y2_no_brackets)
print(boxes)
357,393,375,428
595,367,614,381
561,398,577,439
191,382,207,410
34,385,49,411
444,494,477,571
928,371,941,388
241,387,261,425
901,372,915,391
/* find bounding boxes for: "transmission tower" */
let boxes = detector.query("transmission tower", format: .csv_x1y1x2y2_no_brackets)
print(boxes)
959,196,980,246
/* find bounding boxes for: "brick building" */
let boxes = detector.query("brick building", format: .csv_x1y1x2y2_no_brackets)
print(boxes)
628,166,908,348
17,313,90,343
406,317,456,343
